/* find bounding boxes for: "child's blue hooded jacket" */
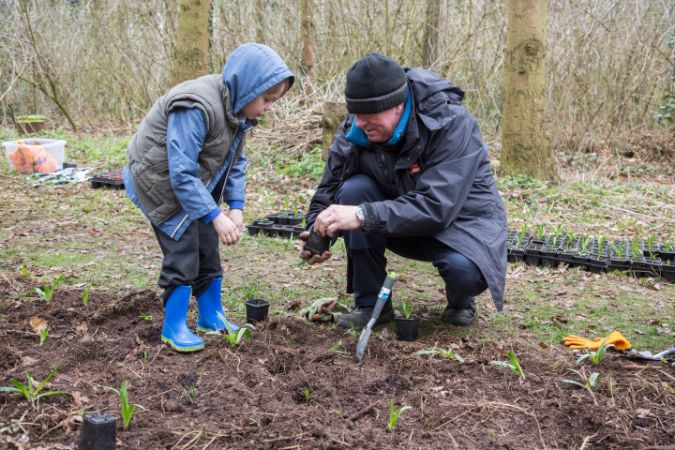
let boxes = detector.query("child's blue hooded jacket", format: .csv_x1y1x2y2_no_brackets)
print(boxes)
123,43,294,240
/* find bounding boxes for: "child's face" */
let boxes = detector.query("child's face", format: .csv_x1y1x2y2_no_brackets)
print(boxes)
240,83,286,120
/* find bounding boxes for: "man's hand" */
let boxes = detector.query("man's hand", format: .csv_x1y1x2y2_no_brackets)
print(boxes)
213,212,240,245
313,205,362,236
228,208,244,233
298,231,331,265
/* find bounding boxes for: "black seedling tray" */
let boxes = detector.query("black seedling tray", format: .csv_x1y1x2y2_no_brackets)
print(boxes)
91,171,124,189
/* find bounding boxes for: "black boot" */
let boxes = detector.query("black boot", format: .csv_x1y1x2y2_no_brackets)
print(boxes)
442,297,476,326
336,302,395,330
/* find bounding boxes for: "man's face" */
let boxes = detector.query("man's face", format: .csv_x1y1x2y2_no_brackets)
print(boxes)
354,103,404,143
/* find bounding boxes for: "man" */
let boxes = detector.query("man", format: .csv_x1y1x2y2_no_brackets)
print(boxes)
299,52,507,330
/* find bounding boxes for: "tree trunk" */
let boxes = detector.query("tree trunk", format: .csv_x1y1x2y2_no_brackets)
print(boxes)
423,0,441,67
499,0,558,181
300,0,315,96
255,0,265,44
171,0,211,86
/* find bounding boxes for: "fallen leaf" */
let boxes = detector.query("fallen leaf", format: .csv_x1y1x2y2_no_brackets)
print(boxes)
29,316,48,333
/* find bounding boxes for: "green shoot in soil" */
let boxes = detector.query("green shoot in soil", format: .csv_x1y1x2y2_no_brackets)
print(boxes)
563,368,600,405
35,274,64,303
39,327,49,346
489,351,525,379
0,366,67,408
224,323,252,346
114,380,142,430
81,288,90,305
138,312,153,321
415,345,464,363
387,399,412,432
576,339,615,366
303,387,310,402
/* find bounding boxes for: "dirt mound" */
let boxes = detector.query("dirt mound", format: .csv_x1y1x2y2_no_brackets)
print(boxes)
0,275,673,449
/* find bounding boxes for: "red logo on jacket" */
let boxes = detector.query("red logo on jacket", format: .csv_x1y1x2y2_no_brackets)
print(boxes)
408,162,421,174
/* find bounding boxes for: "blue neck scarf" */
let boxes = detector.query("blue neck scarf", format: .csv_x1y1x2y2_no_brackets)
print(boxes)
346,87,412,147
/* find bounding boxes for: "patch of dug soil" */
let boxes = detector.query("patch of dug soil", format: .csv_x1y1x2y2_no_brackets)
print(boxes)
0,275,673,449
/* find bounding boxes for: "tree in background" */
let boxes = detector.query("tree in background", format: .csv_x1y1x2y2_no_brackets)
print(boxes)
300,0,316,97
423,0,441,67
171,0,211,86
499,0,558,181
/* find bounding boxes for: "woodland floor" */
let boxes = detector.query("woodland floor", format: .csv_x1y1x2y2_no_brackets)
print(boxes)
0,125,673,449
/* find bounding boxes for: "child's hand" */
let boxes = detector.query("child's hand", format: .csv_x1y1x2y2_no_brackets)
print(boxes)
213,213,241,245
228,209,244,233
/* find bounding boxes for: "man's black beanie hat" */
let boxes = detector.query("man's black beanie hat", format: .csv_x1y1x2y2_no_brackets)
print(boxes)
345,52,408,114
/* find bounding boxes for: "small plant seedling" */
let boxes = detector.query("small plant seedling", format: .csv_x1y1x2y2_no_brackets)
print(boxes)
81,288,90,306
35,274,64,303
113,380,143,430
535,224,545,240
329,340,349,356
387,399,411,432
563,368,600,405
242,283,259,300
399,301,412,320
576,339,615,366
39,327,49,346
138,312,153,321
303,387,310,402
0,366,67,408
20,265,30,277
489,351,525,379
415,346,464,363
224,322,252,346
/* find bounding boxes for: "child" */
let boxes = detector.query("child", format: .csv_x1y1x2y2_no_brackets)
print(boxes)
123,43,294,352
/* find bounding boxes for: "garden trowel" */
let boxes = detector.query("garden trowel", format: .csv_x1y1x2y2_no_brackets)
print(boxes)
355,272,396,363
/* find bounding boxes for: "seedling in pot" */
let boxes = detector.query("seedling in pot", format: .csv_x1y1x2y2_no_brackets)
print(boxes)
414,345,464,363
0,366,67,409
489,351,525,379
35,274,64,303
575,339,614,366
535,224,545,241
399,301,412,320
387,399,411,432
224,322,252,346
110,380,143,430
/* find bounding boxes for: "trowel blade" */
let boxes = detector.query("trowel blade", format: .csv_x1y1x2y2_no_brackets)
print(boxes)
355,325,372,362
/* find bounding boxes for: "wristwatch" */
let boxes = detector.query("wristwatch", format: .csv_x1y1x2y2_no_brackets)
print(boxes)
355,205,365,226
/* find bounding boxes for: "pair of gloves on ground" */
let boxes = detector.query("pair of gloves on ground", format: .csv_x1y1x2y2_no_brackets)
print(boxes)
562,331,632,350
299,298,349,323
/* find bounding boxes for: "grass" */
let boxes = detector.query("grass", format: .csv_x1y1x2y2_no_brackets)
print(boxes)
0,127,673,351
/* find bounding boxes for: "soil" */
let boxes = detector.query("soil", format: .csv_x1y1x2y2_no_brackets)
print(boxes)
0,275,673,450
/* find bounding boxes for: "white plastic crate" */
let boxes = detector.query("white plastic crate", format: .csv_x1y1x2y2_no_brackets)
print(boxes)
3,138,66,173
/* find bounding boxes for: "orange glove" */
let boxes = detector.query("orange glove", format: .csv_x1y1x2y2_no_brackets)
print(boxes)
562,331,631,351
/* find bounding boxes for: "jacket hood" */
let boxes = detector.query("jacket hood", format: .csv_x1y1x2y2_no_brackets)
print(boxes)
222,43,295,114
405,67,464,104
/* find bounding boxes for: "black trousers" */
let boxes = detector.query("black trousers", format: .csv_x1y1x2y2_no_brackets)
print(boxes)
336,174,487,308
152,220,222,303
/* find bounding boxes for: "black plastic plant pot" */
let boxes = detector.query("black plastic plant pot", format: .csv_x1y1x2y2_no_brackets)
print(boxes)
303,225,330,256
246,225,261,236
78,412,116,450
245,299,270,323
395,317,418,341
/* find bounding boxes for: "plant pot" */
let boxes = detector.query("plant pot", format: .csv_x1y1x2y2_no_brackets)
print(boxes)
395,317,418,341
15,115,46,135
303,225,330,256
78,412,116,450
245,298,269,323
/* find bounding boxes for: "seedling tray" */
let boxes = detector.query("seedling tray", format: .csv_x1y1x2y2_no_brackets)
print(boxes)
91,170,124,189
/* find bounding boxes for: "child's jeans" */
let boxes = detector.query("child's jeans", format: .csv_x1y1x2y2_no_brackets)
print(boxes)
152,220,222,303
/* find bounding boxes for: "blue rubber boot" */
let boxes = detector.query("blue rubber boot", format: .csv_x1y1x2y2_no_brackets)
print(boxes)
197,277,240,334
161,285,204,352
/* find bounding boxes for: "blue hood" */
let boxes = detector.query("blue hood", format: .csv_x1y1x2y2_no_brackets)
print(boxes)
222,43,295,114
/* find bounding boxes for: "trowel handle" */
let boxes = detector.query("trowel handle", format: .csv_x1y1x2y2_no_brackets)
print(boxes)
371,273,396,320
